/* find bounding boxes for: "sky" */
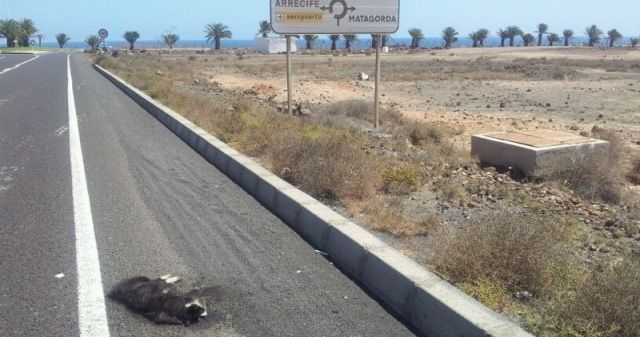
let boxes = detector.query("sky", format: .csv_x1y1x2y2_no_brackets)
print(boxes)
2,0,639,42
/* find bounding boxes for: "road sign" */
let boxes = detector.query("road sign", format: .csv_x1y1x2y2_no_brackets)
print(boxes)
98,28,109,39
271,0,400,34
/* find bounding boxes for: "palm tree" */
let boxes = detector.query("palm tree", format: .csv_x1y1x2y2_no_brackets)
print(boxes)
631,38,639,48
85,35,98,51
36,33,44,47
55,33,71,48
562,29,574,47
585,25,603,47
607,29,622,47
123,31,140,50
0,19,22,47
547,33,560,46
329,34,340,51
257,20,271,38
536,23,548,46
162,33,179,49
18,19,37,47
381,34,390,48
343,34,358,50
506,26,523,46
469,31,480,48
498,29,509,47
408,28,423,49
522,34,535,47
204,23,232,50
441,27,458,48
476,28,489,47
303,34,318,49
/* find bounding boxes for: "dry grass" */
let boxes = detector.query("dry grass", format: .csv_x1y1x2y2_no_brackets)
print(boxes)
550,129,628,204
556,259,640,337
431,212,576,296
381,162,422,195
267,130,379,200
352,197,440,238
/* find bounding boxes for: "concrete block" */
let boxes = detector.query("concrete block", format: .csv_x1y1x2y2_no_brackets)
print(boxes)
273,187,311,228
238,161,264,194
225,155,246,183
201,142,220,166
255,175,291,210
358,247,427,318
296,203,343,250
325,222,387,278
410,276,534,337
472,131,609,177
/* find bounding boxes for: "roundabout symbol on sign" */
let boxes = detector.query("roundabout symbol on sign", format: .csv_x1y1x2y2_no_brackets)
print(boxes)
98,28,109,39
320,0,356,26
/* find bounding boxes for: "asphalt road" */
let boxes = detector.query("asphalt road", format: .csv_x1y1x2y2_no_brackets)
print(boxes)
0,53,418,337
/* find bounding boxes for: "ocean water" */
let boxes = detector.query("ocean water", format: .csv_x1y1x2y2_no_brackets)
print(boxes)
9,36,632,50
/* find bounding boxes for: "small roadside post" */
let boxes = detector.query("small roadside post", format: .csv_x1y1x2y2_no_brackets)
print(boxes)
270,0,400,128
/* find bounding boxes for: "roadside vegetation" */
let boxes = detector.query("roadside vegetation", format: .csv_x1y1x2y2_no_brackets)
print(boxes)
95,37,639,337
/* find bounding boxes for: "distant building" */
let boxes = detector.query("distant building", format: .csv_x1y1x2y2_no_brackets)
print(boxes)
255,37,297,54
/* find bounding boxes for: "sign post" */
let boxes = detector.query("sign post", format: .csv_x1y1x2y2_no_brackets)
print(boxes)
286,35,293,115
270,0,399,128
374,34,381,128
98,28,109,53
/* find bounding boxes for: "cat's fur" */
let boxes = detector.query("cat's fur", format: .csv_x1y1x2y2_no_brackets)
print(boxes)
108,274,207,326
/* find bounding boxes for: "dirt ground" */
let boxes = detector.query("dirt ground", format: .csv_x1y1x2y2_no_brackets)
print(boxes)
184,47,640,151
152,45,640,259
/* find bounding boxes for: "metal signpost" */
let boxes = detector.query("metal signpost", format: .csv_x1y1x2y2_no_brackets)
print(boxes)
270,0,400,127
98,28,109,52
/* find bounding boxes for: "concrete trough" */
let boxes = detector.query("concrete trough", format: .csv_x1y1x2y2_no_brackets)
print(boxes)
472,130,609,177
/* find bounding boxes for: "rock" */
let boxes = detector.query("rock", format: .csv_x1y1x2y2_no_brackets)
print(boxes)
570,125,579,131
612,229,626,239
499,102,506,108
155,71,165,76
515,291,533,301
605,219,621,228
358,72,369,81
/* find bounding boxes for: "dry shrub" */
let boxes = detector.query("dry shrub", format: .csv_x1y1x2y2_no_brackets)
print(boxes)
408,123,453,146
558,259,640,337
433,178,465,202
354,197,440,237
552,129,627,204
381,162,422,195
267,131,379,200
431,212,571,296
324,99,371,120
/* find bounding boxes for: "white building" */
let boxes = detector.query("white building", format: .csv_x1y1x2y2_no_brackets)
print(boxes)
255,37,297,54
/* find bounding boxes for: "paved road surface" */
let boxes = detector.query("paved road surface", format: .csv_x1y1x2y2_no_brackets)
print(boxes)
0,53,418,337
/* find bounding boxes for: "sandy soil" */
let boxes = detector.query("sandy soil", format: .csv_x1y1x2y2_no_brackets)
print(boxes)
187,47,640,152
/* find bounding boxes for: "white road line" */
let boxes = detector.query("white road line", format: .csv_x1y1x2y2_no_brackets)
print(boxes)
67,54,111,337
0,55,39,76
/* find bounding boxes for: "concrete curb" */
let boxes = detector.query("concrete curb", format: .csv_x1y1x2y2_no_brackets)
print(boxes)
94,64,534,337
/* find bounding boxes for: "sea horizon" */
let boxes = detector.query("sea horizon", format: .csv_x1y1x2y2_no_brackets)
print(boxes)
14,36,635,50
